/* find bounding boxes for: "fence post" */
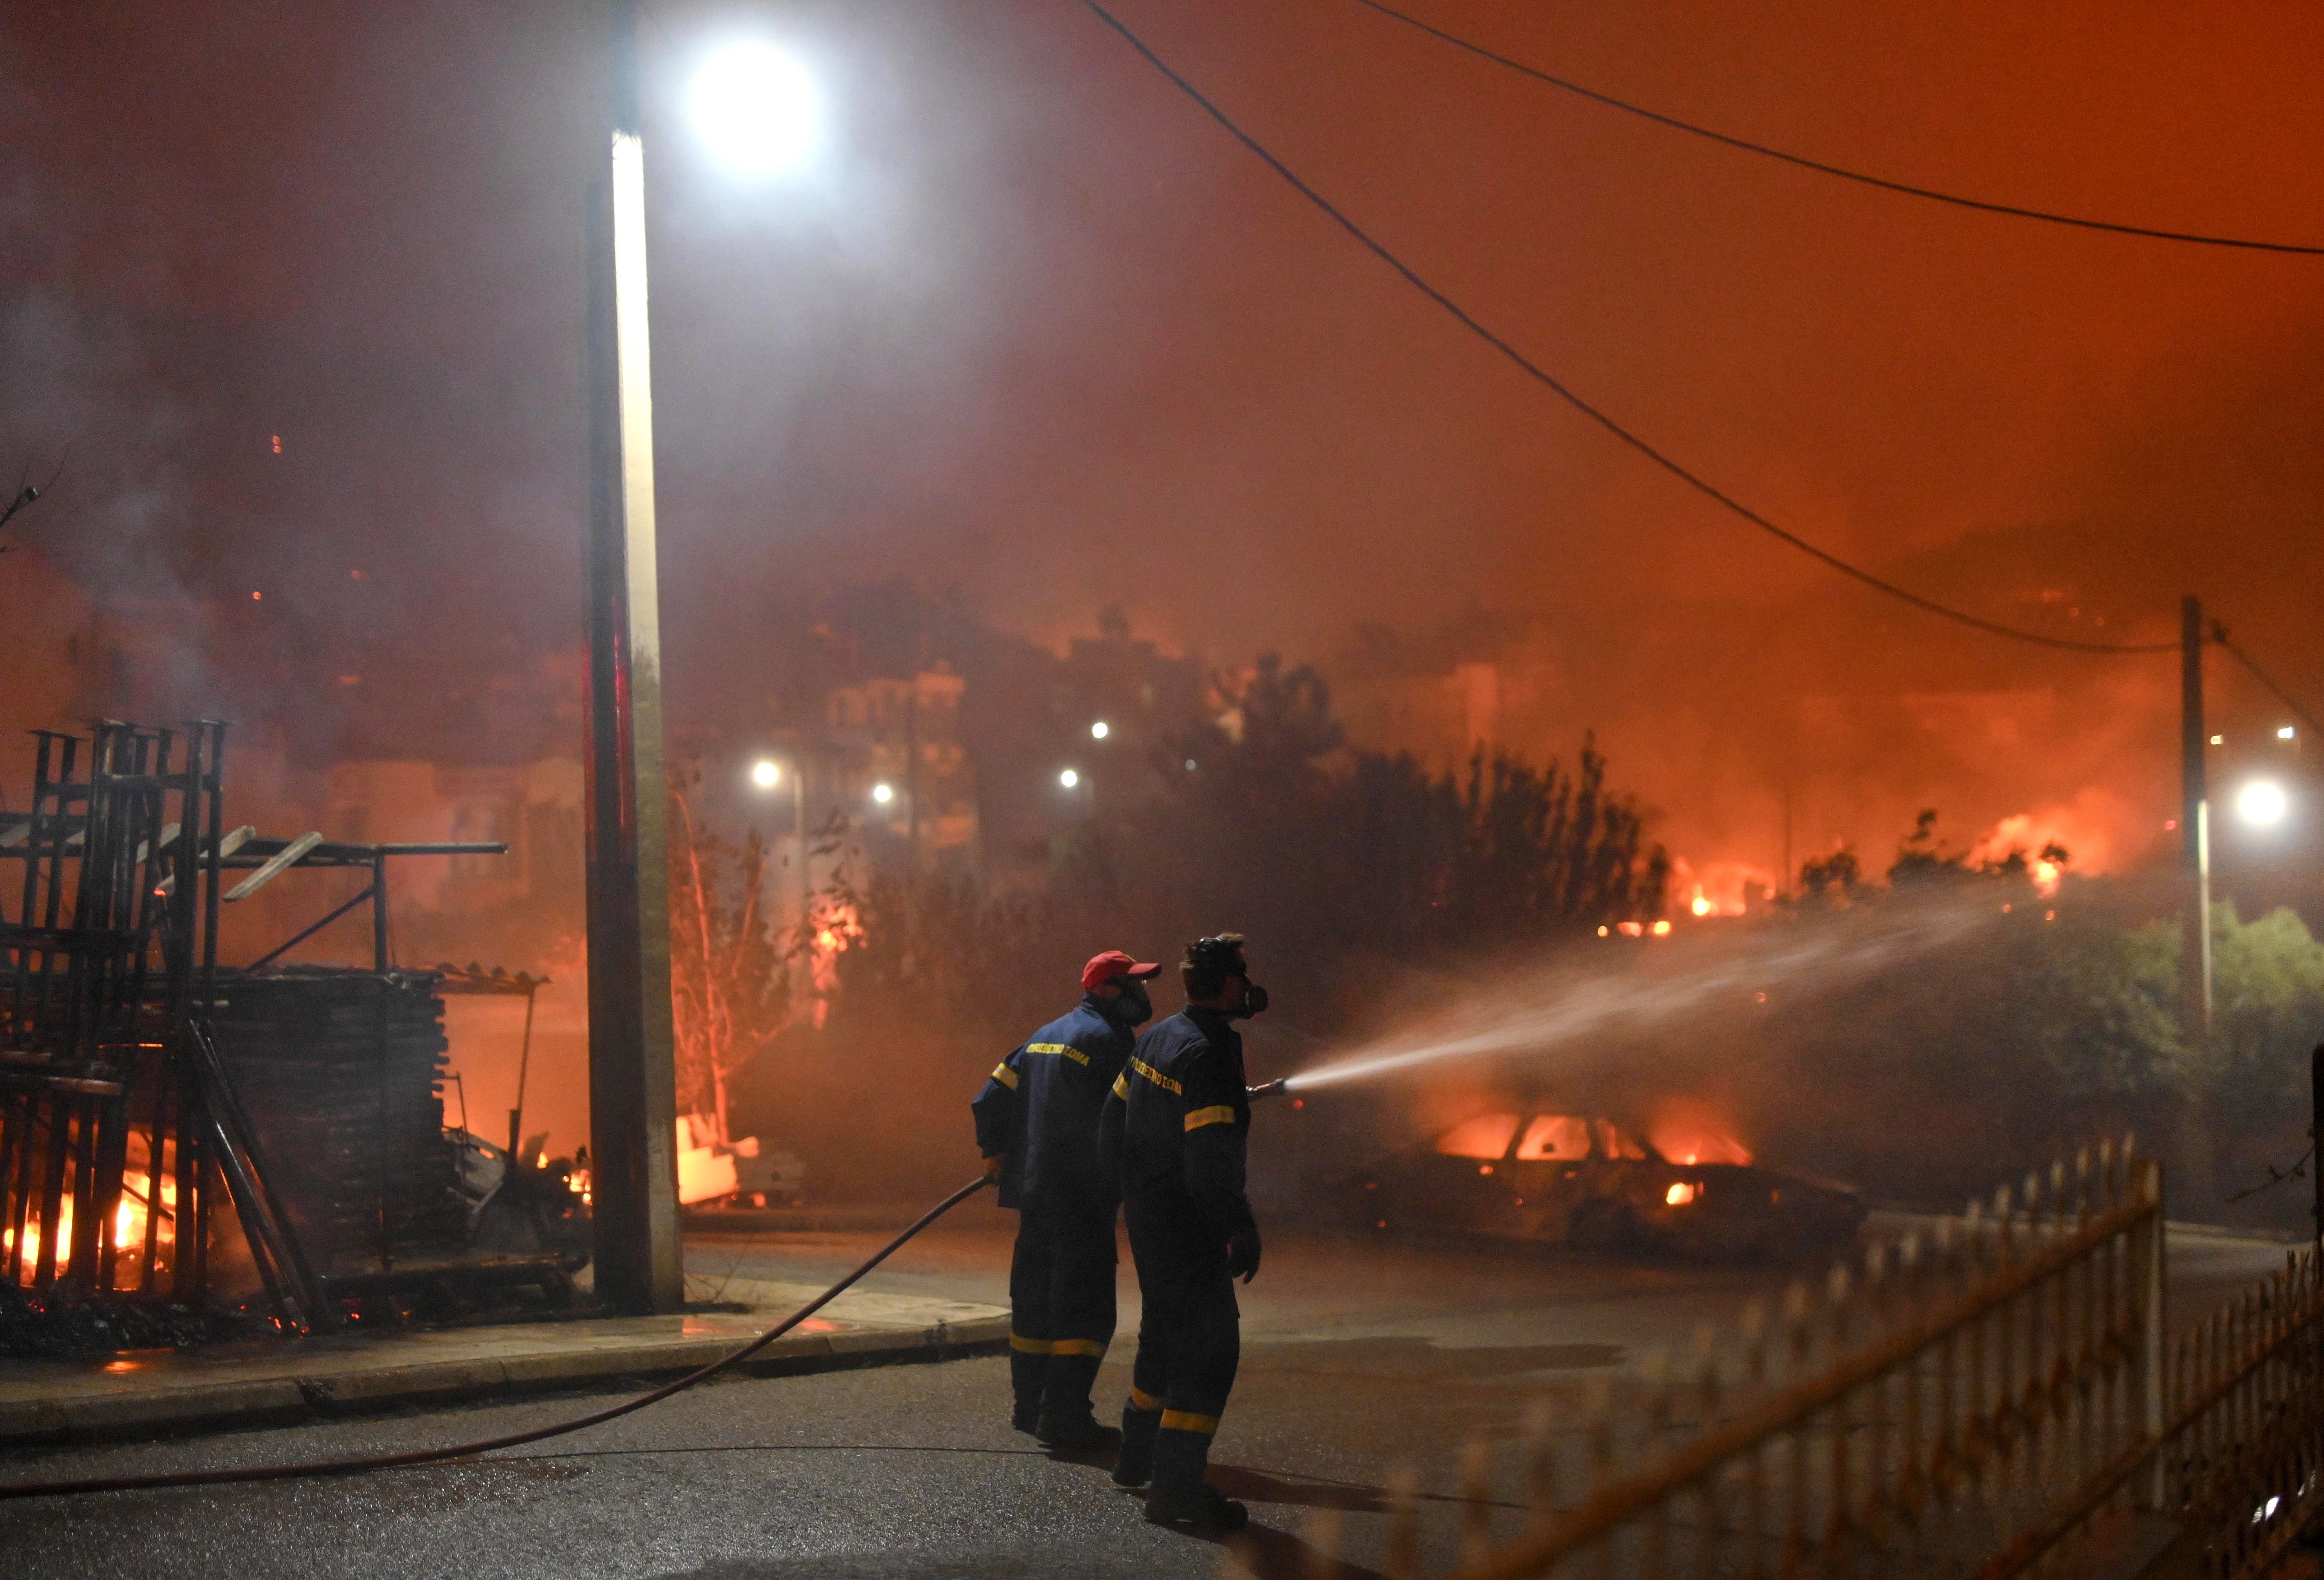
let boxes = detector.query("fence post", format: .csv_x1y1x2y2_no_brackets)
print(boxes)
2140,1156,2168,1510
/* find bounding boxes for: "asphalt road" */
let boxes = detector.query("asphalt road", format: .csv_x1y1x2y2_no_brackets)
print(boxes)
0,1214,2294,1580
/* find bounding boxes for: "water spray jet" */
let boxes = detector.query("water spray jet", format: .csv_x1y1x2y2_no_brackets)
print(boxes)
1271,895,1999,1095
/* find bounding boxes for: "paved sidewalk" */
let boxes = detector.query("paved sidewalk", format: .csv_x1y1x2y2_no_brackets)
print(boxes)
0,1264,1007,1450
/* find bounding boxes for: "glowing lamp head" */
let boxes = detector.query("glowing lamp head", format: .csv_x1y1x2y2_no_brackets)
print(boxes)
1090,721,1109,739
2237,780,2289,827
689,42,821,176
1059,769,1080,789
751,760,780,788
871,782,895,805
2280,727,2298,741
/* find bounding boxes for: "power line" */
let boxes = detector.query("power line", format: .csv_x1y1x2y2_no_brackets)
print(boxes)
2216,628,2324,742
1351,0,2324,259
1073,0,2177,656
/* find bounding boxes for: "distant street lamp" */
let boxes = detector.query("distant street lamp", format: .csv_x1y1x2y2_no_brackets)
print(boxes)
750,759,780,788
872,783,896,805
1059,769,1080,790
2238,780,2290,827
1090,721,1109,740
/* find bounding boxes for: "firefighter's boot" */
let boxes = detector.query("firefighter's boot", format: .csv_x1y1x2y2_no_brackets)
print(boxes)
1112,1398,1162,1487
1142,1427,1246,1531
1009,1349,1046,1434
1035,1353,1120,1453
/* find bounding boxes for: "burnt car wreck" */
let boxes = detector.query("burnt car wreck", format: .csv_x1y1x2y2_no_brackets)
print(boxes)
1348,1107,1865,1259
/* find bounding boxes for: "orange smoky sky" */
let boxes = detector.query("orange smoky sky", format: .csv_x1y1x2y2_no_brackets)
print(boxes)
4,0,2321,887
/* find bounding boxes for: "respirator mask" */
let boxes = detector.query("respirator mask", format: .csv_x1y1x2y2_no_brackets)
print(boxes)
1188,933,1267,1019
1110,979,1154,1026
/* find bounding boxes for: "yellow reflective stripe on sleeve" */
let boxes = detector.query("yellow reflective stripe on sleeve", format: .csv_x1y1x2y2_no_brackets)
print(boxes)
1160,1410,1221,1435
1131,1057,1182,1095
1184,1105,1237,1132
1111,1073,1129,1099
1127,1387,1160,1412
1009,1333,1055,1354
1048,1338,1107,1358
990,1063,1019,1090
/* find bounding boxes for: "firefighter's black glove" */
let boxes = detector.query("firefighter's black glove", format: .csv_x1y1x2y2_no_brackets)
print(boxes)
1226,1223,1262,1284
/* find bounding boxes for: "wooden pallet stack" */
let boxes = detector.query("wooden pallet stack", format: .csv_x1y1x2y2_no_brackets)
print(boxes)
208,967,464,1273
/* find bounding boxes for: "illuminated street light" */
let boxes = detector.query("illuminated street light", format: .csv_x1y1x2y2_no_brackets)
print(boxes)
689,42,821,175
871,783,895,805
750,760,780,788
2280,726,2298,741
1090,721,1109,740
2237,780,2289,827
1059,769,1080,789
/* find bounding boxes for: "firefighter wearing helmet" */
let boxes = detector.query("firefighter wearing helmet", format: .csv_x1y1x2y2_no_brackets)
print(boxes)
1097,933,1269,1531
970,948,1160,1450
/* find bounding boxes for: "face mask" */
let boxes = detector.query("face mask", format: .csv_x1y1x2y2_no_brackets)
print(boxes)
1110,980,1153,1026
1233,981,1269,1020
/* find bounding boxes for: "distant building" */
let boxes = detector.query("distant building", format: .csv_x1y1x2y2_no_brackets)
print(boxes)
323,757,585,914
821,664,978,870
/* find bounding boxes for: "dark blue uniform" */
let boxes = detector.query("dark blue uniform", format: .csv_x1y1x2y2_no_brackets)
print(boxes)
1097,1006,1254,1492
971,996,1135,1431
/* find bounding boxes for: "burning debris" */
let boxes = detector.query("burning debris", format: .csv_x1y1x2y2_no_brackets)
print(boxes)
0,719,583,1353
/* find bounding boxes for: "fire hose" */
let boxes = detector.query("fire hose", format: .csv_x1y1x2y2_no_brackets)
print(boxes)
0,1175,993,1502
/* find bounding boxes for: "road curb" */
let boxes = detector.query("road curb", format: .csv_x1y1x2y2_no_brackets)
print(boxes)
0,1317,1011,1452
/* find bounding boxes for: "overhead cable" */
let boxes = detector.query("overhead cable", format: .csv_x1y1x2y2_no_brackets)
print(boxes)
1351,0,2324,259
2216,628,2324,742
1074,0,2176,655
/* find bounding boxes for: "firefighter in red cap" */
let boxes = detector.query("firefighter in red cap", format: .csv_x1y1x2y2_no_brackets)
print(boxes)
970,947,1161,1450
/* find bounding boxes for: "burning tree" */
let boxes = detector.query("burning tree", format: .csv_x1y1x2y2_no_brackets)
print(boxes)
666,767,790,1145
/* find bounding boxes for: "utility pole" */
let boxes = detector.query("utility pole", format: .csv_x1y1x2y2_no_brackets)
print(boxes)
581,0,683,1315
2180,595,2213,1040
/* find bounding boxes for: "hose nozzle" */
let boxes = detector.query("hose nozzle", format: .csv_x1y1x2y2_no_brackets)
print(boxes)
1246,1078,1291,1101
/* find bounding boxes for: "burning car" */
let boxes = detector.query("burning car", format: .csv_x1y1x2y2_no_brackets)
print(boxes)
1347,1106,1864,1259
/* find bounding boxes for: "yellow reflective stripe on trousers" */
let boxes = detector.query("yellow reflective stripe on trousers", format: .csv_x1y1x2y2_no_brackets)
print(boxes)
1131,1057,1181,1094
1047,1338,1107,1358
1010,1333,1054,1354
1111,1073,1129,1099
1184,1105,1236,1132
1025,1042,1089,1066
1160,1409,1220,1435
1127,1387,1160,1413
990,1062,1019,1090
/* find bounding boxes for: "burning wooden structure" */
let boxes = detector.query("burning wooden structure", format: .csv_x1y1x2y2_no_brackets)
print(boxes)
0,720,544,1337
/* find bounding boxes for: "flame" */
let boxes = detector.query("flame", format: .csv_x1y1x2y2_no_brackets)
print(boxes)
1970,790,2129,897
804,896,865,995
1666,859,1774,918
1647,1100,1753,1166
1666,1181,1697,1206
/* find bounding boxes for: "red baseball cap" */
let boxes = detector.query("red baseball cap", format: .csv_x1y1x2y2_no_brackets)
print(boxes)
1082,950,1161,991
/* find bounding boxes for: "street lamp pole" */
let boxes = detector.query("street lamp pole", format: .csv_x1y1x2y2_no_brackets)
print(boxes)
2181,595,2213,1040
581,0,683,1315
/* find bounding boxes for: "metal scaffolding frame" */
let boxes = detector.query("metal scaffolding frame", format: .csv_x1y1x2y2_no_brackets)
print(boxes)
0,719,507,1330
